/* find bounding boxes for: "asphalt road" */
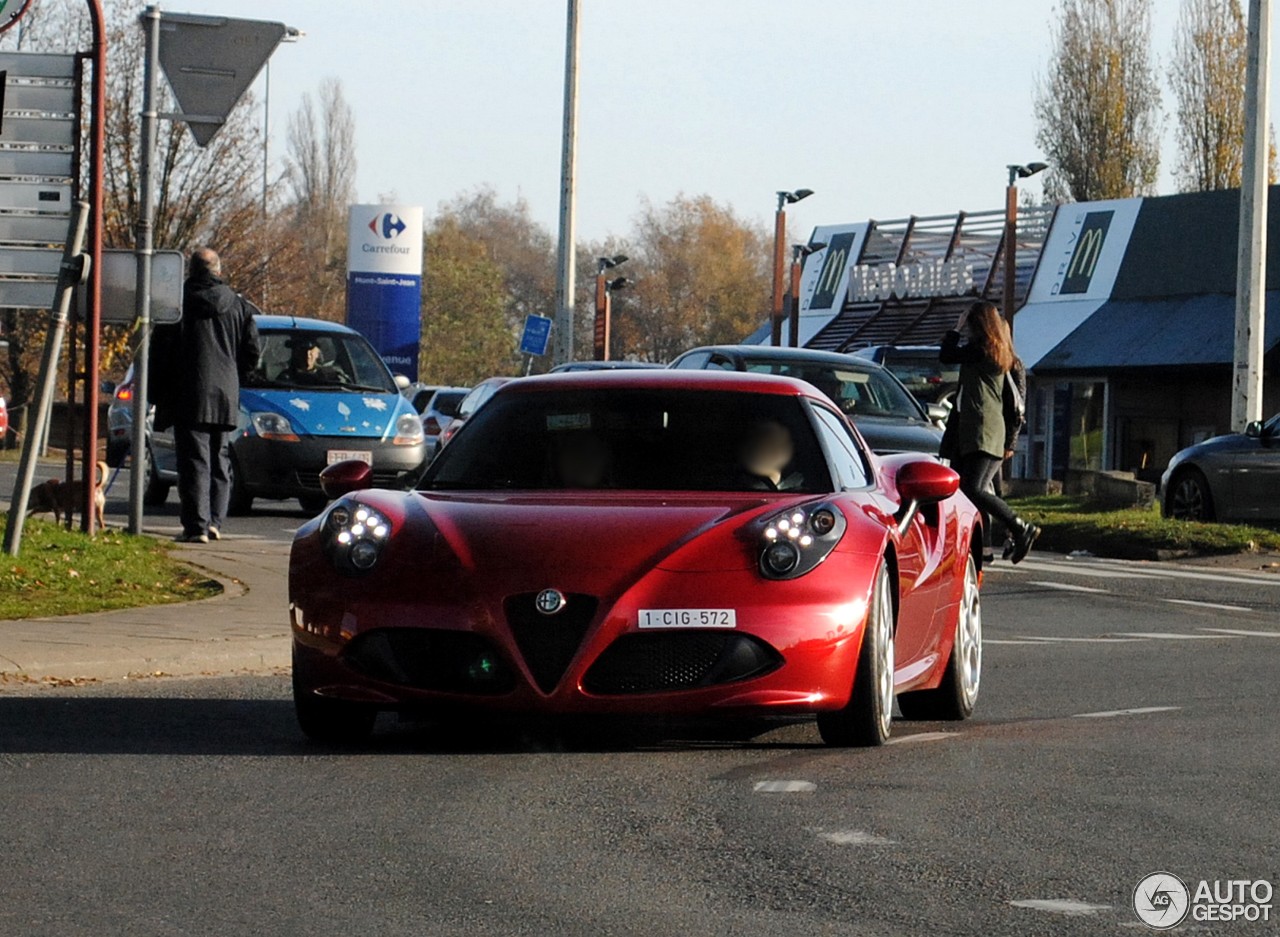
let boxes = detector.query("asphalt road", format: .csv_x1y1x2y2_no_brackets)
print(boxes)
2,510,1278,934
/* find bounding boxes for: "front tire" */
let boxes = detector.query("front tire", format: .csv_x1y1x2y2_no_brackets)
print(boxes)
1165,467,1214,521
227,453,253,516
898,553,981,721
817,562,895,747
142,448,170,506
292,656,376,745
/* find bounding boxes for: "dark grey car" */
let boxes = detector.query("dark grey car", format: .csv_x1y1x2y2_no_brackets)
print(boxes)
669,345,944,455
1161,413,1280,523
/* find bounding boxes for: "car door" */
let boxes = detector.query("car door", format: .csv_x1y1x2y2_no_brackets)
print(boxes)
1231,415,1280,520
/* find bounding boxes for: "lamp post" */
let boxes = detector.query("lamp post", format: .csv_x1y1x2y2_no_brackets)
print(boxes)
771,188,813,345
787,241,826,347
594,254,628,361
1003,162,1047,332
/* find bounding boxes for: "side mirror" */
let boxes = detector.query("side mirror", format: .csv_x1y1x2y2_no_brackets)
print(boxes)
1245,420,1263,439
319,459,373,498
394,374,411,391
897,459,961,505
926,403,950,424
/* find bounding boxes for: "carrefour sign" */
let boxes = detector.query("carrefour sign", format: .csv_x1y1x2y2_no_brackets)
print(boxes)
346,204,423,380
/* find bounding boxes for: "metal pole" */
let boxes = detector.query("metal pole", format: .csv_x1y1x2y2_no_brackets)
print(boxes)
1003,177,1018,331
4,202,90,556
129,5,161,535
593,270,607,361
552,0,580,366
770,199,786,345
788,249,802,347
81,0,106,534
262,58,270,216
1233,0,1270,431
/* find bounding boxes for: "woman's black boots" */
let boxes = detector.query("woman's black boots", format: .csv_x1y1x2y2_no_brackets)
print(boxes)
1009,518,1040,565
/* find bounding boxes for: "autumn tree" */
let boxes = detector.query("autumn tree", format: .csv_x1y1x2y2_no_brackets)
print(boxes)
1168,0,1276,190
418,218,519,385
1035,0,1163,201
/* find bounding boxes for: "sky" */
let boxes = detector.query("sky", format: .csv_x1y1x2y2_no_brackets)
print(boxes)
155,0,1280,242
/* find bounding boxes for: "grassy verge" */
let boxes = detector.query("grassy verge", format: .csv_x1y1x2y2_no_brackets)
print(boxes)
1009,496,1280,560
0,514,222,619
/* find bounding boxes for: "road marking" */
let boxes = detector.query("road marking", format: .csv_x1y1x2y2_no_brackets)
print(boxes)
1009,899,1110,916
1013,635,1145,643
1073,706,1180,719
1200,627,1280,637
1109,631,1239,640
885,731,957,745
1023,558,1280,588
1003,562,1160,581
985,639,1048,645
753,780,816,793
1165,599,1252,613
1027,581,1110,594
815,829,896,846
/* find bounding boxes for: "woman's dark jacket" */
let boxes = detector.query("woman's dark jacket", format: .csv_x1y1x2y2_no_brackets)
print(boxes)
939,329,1008,459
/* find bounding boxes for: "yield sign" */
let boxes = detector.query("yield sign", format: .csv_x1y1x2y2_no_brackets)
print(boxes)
157,12,288,147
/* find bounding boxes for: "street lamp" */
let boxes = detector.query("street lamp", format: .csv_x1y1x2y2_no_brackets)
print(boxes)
787,241,826,347
594,255,629,361
771,188,814,345
1003,162,1047,331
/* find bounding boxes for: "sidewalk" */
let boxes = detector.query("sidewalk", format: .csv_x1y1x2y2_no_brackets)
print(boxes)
0,535,291,685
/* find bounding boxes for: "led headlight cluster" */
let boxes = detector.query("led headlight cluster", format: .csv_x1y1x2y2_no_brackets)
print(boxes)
325,500,391,574
759,503,846,580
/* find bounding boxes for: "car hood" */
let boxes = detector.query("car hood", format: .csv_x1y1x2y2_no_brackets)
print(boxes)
242,388,409,439
1173,432,1251,462
852,415,942,455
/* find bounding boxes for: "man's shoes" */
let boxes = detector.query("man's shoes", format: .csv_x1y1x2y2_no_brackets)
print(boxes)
176,532,209,544
207,526,221,541
1009,520,1040,565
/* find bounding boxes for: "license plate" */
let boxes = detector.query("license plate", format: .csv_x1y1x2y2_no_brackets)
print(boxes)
327,449,372,466
638,609,736,629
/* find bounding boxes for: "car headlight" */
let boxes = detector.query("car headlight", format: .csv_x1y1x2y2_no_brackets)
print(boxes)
324,499,392,575
759,503,846,580
251,411,300,442
393,412,425,446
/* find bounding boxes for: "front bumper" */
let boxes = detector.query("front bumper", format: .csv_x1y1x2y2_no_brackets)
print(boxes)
234,434,425,499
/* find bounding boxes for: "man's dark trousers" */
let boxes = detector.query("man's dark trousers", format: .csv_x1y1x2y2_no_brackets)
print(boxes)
175,423,231,536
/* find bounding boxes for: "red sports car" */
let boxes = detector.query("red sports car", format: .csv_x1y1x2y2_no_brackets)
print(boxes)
289,370,984,746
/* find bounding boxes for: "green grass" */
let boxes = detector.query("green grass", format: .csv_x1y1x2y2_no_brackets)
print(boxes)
0,514,222,619
1009,496,1280,560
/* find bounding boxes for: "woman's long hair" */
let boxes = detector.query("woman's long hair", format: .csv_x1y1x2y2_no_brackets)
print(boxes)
965,301,1015,373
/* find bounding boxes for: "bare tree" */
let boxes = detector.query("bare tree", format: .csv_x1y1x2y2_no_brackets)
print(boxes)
1035,0,1163,202
283,78,356,320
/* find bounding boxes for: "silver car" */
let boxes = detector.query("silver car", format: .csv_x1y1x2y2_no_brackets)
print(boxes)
1161,413,1280,522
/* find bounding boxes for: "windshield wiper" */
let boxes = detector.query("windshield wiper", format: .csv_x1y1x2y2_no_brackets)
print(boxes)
335,381,392,394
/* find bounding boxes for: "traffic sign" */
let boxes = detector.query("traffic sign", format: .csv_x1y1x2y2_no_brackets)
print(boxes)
519,314,554,357
157,13,288,147
82,250,185,326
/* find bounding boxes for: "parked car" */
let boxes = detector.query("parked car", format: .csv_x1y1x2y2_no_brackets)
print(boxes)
669,345,944,455
108,316,427,514
1161,413,1280,522
419,386,469,461
438,377,512,448
852,344,960,407
549,361,664,373
292,369,983,745
402,382,443,414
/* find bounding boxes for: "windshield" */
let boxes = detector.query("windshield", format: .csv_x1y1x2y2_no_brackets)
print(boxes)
431,391,467,418
422,388,833,493
244,329,396,393
881,351,959,404
741,360,924,420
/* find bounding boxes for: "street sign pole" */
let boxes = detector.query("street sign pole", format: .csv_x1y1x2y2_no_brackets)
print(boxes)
128,5,161,535
552,0,580,366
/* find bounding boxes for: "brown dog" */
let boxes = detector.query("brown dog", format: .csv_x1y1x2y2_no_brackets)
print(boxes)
26,460,108,530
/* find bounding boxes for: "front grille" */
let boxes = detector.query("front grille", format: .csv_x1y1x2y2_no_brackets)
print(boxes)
342,628,515,694
504,593,598,693
294,470,403,492
582,631,783,695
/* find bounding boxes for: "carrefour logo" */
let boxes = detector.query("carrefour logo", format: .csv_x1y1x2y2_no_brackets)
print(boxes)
368,212,407,240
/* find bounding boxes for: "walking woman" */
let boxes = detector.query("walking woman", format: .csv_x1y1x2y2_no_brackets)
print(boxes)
939,300,1040,564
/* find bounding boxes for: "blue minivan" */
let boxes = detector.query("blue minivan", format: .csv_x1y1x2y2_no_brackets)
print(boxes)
116,316,426,514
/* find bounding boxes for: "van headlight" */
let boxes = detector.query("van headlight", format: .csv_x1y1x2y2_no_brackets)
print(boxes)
324,500,391,574
393,412,425,446
251,411,299,442
759,504,846,580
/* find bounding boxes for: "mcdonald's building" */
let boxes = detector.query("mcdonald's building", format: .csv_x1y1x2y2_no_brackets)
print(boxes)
763,188,1280,485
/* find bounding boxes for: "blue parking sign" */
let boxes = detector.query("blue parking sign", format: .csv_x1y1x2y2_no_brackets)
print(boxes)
519,314,553,357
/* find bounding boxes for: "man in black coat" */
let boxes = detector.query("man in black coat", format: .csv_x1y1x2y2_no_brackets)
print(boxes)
153,248,260,543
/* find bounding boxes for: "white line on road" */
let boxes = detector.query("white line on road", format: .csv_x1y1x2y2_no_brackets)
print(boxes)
1009,899,1111,916
885,732,958,745
1027,581,1111,594
984,639,1050,645
1109,632,1240,640
1073,706,1181,719
1165,599,1253,613
1013,635,1145,643
812,829,896,846
1017,558,1280,588
1200,627,1280,637
753,780,816,793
